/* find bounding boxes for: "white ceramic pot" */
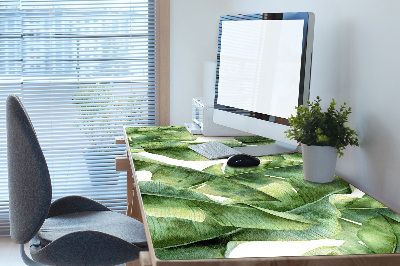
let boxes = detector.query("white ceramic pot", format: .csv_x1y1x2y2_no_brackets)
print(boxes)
301,144,338,183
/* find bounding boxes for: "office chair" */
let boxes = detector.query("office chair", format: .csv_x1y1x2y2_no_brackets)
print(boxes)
6,94,147,265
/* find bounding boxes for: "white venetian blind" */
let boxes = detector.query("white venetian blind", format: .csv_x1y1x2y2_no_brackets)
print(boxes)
0,0,159,236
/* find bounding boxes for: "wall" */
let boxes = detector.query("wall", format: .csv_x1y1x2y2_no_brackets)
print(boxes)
170,0,227,125
170,0,400,213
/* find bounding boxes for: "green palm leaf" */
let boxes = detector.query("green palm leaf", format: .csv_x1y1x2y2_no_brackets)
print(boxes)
147,216,237,248
332,218,361,242
154,238,228,260
139,181,215,203
234,136,275,145
357,214,396,253
262,165,351,204
140,141,210,161
302,246,342,256
132,157,215,188
126,126,197,142
337,240,373,254
301,240,374,256
229,196,341,241
194,177,278,203
142,195,312,230
224,172,306,211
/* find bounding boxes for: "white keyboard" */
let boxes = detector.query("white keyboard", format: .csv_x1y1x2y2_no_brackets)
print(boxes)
189,142,242,160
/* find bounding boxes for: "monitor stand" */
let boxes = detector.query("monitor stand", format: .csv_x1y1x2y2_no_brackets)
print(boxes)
232,141,300,157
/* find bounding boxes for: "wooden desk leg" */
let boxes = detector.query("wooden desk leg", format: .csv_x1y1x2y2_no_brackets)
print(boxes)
127,169,143,223
139,252,152,266
126,169,134,218
117,137,147,266
115,155,142,222
124,259,141,266
124,252,151,266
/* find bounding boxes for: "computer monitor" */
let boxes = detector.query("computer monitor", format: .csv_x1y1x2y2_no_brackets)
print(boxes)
213,12,315,156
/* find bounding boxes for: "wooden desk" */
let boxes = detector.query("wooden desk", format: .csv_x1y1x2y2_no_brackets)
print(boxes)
117,126,400,266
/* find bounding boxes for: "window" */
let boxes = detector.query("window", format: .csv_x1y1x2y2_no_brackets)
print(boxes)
0,0,169,236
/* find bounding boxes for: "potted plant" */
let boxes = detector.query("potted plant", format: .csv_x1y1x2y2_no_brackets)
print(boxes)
285,96,359,183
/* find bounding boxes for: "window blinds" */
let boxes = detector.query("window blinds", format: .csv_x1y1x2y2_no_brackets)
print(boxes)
0,0,159,236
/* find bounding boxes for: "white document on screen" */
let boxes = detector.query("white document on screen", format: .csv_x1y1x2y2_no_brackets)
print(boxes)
217,19,304,119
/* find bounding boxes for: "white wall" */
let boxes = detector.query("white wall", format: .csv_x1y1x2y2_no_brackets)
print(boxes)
170,0,400,213
170,0,227,125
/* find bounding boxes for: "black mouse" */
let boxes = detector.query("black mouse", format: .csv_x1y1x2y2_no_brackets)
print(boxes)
227,154,260,167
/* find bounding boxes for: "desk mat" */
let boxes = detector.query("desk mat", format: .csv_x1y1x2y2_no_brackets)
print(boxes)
126,126,400,260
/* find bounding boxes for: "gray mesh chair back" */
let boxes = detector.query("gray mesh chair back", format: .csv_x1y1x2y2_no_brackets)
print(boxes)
6,94,147,265
7,94,52,244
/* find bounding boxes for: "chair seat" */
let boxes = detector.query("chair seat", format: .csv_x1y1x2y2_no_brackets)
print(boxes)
37,211,147,248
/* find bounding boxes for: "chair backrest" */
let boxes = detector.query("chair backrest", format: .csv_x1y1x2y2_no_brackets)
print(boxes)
7,94,52,244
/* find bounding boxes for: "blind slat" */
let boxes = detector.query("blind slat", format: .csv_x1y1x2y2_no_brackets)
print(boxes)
0,0,159,236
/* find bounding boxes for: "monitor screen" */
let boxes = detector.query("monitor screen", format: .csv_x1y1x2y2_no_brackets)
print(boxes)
213,13,314,156
217,19,304,119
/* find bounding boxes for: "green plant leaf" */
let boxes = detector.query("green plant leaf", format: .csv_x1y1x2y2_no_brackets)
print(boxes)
261,164,304,178
378,209,400,224
302,241,373,256
139,181,215,203
224,241,247,258
345,194,386,209
302,246,342,256
332,218,362,242
128,135,161,145
282,152,304,162
234,136,275,145
154,238,228,260
287,176,351,204
126,126,197,142
285,97,359,156
143,195,207,222
147,216,237,248
248,205,314,225
140,140,210,161
337,240,373,255
224,172,306,211
383,216,400,253
340,209,381,225
357,214,396,254
203,163,225,176
335,194,397,225
229,196,341,241
194,177,278,203
330,194,359,209
142,195,312,230
132,157,215,188
262,165,352,204
224,171,288,188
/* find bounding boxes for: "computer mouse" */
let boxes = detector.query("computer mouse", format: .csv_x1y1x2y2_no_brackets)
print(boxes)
227,154,260,167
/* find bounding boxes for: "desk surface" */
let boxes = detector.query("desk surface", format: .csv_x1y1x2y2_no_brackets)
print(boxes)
124,126,400,265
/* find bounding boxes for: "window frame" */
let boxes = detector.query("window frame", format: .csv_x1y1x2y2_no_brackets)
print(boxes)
156,0,170,126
